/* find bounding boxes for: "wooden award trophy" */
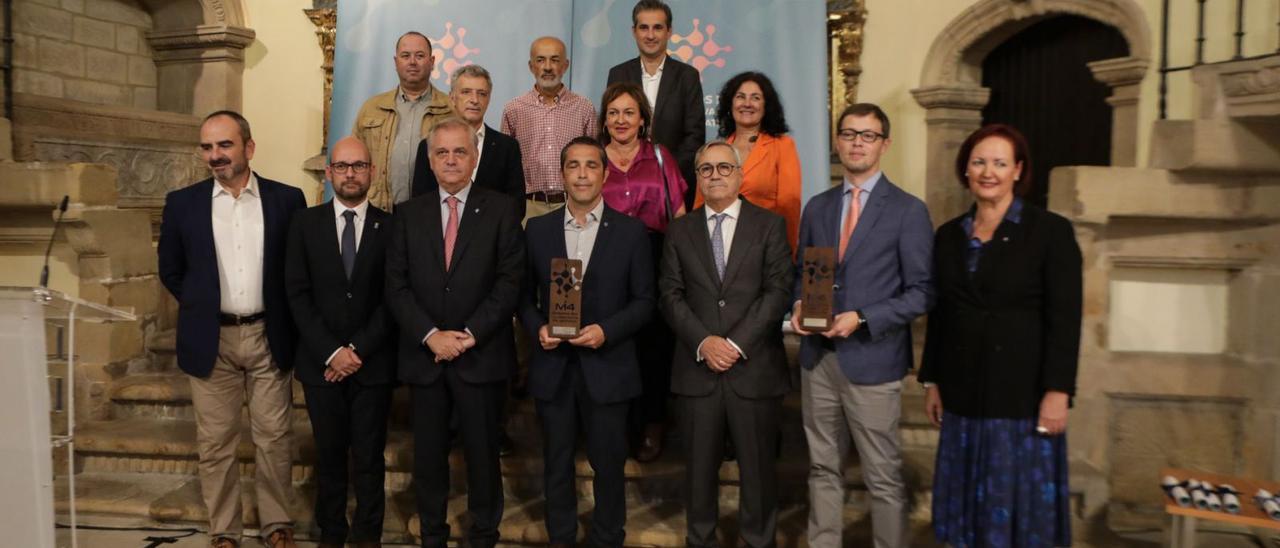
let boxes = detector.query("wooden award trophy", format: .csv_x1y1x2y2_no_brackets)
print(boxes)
800,247,836,331
548,258,583,339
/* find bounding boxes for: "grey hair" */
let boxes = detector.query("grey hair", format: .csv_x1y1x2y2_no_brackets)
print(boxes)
694,139,741,167
426,116,480,148
451,64,492,89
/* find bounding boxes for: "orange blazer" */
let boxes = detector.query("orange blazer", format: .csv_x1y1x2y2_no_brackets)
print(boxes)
695,132,802,252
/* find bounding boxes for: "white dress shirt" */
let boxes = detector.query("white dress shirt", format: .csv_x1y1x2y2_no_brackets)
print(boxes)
641,56,666,111
472,124,486,182
211,174,265,315
333,198,370,253
696,198,746,362
563,199,605,276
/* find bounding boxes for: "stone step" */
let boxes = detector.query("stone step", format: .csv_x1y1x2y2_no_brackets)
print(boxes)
57,473,938,547
1148,118,1280,174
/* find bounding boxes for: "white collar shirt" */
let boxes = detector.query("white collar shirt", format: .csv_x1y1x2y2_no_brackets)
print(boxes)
332,198,370,253
438,182,474,232
211,173,265,315
563,199,605,275
640,56,666,111
704,197,743,263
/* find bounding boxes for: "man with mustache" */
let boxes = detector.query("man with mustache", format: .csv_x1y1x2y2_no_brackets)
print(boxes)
353,31,453,211
158,111,306,548
500,36,597,224
284,137,395,548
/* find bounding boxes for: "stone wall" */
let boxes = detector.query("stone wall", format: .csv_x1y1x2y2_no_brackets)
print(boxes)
11,0,158,110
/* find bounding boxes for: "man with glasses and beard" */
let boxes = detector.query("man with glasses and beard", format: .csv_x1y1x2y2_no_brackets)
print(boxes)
284,136,396,548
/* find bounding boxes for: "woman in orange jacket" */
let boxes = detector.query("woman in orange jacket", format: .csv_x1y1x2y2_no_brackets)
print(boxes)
694,71,802,252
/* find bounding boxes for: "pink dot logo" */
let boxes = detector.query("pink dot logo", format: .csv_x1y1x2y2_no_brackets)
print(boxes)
669,18,733,75
429,22,481,85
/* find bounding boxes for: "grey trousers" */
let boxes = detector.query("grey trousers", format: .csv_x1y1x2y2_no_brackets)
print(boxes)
801,350,906,548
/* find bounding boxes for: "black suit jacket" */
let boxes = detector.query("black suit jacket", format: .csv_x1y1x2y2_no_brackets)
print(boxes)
519,205,654,405
659,200,794,399
411,124,526,218
385,185,525,386
607,56,704,207
157,175,306,378
918,202,1082,418
285,202,396,386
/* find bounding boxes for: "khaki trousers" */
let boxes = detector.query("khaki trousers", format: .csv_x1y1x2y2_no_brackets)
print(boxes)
523,198,562,226
189,321,295,541
801,350,907,548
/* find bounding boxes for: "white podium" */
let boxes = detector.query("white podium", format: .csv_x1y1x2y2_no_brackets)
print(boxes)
0,287,135,548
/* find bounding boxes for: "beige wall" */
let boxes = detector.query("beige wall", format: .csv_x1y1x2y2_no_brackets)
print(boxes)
0,249,79,297
241,0,326,204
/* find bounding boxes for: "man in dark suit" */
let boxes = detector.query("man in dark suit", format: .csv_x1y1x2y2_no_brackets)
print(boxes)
607,0,705,209
411,64,525,218
520,137,653,548
791,103,934,548
385,117,525,548
157,110,306,548
659,140,794,548
284,136,394,548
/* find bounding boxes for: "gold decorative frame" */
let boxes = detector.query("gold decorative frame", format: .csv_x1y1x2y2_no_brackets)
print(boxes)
304,8,337,153
828,0,869,134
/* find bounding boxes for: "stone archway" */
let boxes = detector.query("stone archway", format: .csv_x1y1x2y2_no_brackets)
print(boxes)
910,0,1152,221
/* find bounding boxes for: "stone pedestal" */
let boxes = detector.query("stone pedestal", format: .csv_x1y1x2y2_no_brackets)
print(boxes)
1087,56,1149,167
148,25,256,115
909,84,990,224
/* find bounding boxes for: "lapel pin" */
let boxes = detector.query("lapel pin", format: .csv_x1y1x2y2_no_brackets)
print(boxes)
474,208,480,213
373,221,379,229
1002,236,1009,242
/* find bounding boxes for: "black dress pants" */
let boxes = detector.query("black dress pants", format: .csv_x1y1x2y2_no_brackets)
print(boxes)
410,367,506,548
302,381,393,544
537,357,630,547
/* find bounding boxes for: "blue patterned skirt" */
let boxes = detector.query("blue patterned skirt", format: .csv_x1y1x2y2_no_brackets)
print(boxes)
931,411,1071,548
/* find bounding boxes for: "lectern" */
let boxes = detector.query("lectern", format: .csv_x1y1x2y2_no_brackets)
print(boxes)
0,287,135,548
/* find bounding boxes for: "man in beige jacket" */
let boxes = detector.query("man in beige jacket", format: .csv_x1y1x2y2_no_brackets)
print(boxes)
352,31,453,211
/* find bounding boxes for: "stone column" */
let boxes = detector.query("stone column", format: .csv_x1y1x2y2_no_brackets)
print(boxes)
1087,56,1149,167
909,84,990,223
148,25,256,116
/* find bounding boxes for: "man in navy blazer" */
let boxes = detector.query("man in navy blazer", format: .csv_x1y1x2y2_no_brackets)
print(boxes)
157,111,306,548
519,136,653,548
791,104,934,548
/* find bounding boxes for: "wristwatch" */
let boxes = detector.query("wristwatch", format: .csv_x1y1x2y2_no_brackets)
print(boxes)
854,309,868,329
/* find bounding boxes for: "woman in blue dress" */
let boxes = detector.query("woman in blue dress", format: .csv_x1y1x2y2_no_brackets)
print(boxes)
919,123,1082,547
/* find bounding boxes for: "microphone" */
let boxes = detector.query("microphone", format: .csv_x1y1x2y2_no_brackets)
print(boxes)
39,195,69,288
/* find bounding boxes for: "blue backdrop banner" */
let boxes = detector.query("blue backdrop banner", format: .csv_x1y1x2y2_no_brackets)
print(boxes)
329,0,827,201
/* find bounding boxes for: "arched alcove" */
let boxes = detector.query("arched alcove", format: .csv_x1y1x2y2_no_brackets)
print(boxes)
910,0,1152,221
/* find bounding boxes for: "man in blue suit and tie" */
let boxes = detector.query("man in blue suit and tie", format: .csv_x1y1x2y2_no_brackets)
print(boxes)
520,136,653,547
158,111,307,548
791,104,934,548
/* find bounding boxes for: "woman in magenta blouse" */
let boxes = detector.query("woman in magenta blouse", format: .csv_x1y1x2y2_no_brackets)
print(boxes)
598,82,687,462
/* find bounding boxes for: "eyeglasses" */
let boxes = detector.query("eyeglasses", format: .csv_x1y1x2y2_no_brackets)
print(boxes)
330,161,370,174
696,162,738,178
836,129,886,143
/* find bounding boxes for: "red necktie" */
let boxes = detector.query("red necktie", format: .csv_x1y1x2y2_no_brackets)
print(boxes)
444,196,459,270
838,187,862,262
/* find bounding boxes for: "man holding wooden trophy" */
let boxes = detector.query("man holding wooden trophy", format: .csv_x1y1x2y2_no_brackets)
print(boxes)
520,136,655,548
791,104,935,548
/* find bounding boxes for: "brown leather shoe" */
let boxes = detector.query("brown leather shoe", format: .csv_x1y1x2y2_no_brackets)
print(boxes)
266,528,298,548
635,422,664,463
210,538,238,548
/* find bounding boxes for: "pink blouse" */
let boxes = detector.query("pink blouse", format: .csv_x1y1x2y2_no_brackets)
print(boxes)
603,140,687,234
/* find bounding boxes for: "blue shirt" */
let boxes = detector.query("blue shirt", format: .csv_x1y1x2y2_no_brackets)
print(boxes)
960,197,1024,274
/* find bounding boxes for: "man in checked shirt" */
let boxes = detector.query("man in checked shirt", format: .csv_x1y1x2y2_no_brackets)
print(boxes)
501,36,598,224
